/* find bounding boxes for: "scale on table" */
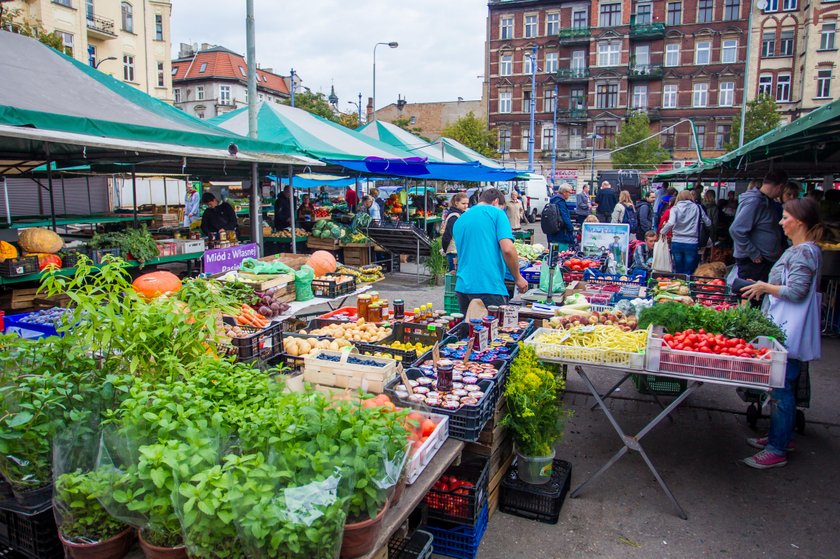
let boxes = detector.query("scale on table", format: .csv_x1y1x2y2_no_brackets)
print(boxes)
521,243,564,306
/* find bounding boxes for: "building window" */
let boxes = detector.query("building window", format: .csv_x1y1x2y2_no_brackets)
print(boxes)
542,125,554,151
765,0,779,11
88,44,96,67
569,127,583,149
715,125,731,149
570,87,586,109
219,85,231,105
779,30,794,56
523,53,534,75
721,39,738,63
667,2,682,25
196,85,205,100
817,69,832,98
56,31,73,56
157,62,165,87
54,0,73,6
597,41,621,66
635,2,653,24
498,128,511,153
195,111,204,119
121,2,133,32
545,52,558,73
665,43,680,66
500,54,512,76
596,125,616,149
521,127,530,151
499,91,512,113
122,55,134,82
523,89,532,112
820,21,836,50
693,82,709,107
171,66,178,76
544,88,557,112
663,84,678,108
719,81,735,106
500,16,513,40
174,88,181,103
632,85,648,109
776,73,791,101
546,13,559,35
524,15,537,38
571,50,587,69
155,14,163,41
596,83,619,108
698,0,713,23
782,0,797,10
762,32,776,57
600,3,622,27
695,41,711,64
239,66,246,77
758,74,773,96
724,0,740,21
690,124,706,149
572,8,588,28
662,127,675,149
199,62,208,73
633,45,650,66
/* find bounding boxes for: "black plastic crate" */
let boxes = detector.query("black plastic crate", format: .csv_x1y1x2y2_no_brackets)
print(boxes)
85,247,121,265
631,374,687,397
499,459,572,524
58,250,82,269
385,369,493,442
310,273,357,298
0,257,38,278
356,323,441,363
221,318,283,362
0,507,63,559
435,334,520,365
446,319,535,347
276,332,333,369
423,454,489,526
398,321,447,345
388,529,433,559
412,357,509,411
302,318,391,343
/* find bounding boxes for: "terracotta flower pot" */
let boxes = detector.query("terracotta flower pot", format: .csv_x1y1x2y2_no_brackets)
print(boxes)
390,475,407,508
60,527,135,559
138,530,188,559
340,499,389,559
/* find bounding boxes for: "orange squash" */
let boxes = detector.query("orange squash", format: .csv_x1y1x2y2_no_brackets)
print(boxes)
132,271,182,299
306,250,337,277
0,240,18,262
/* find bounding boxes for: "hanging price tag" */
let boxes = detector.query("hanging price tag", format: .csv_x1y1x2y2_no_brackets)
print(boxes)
463,337,474,364
398,364,414,396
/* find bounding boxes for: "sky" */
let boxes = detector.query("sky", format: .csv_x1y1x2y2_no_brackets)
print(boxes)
171,1,488,114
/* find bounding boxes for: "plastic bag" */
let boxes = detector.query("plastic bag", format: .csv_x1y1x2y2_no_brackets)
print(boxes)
539,256,565,294
294,264,315,302
652,237,672,273
240,258,293,275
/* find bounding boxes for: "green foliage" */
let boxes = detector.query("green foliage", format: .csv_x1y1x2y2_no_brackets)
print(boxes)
611,111,670,170
89,226,159,266
725,95,782,151
638,302,786,342
440,111,498,158
337,111,360,129
1,8,65,51
501,344,571,457
55,469,127,543
390,116,427,139
425,238,448,286
284,90,338,122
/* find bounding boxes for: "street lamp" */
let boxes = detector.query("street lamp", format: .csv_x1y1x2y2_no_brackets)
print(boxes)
589,132,602,190
347,92,363,126
372,41,398,122
94,56,117,69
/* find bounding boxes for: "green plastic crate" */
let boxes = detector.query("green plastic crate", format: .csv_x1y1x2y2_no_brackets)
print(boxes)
445,272,457,296
631,374,687,396
445,294,460,314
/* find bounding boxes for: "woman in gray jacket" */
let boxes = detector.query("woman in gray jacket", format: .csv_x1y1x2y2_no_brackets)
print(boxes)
660,190,711,275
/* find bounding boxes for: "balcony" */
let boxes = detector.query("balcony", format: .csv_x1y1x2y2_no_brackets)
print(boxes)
629,17,665,39
557,108,589,122
555,68,590,82
558,27,591,46
86,15,117,39
628,107,661,121
628,63,663,80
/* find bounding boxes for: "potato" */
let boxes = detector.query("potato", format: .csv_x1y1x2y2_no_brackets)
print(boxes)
298,339,312,355
329,340,339,351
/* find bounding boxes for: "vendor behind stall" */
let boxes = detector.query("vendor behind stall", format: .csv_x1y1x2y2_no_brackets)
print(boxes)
200,193,238,237
274,185,293,231
298,193,315,231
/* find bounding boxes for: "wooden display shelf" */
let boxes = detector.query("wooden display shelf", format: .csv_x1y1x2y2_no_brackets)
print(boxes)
1,214,154,229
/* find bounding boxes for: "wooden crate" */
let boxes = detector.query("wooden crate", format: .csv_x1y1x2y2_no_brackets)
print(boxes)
272,282,296,304
260,252,309,270
487,451,515,519
307,237,339,251
0,288,39,311
32,295,71,310
303,349,398,393
342,246,371,266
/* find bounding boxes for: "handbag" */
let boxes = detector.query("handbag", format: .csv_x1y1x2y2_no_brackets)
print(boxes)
652,237,672,273
695,203,711,248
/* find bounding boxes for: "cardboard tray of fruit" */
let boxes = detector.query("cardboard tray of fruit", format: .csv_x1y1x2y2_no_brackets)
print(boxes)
302,349,399,393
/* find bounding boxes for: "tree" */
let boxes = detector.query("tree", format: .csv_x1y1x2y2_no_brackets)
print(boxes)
336,111,360,130
725,94,781,151
440,112,497,158
610,111,669,170
1,7,66,52
390,116,427,139
283,90,338,122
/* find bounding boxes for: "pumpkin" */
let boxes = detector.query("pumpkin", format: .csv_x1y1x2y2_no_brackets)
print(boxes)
28,252,62,271
306,250,337,277
0,240,18,262
18,228,64,254
132,271,182,299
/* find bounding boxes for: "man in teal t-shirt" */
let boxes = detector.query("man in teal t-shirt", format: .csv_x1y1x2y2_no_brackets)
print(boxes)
453,188,529,314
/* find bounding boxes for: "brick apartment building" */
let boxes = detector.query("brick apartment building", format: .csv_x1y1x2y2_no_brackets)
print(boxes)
486,0,750,179
373,98,485,140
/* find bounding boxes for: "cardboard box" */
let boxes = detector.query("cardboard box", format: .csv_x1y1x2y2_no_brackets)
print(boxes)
174,239,206,254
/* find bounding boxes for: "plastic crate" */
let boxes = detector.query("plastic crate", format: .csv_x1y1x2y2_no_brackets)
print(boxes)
447,319,535,347
225,320,283,362
405,414,449,485
424,455,489,526
385,369,493,442
444,294,460,315
388,529,434,559
276,332,333,369
310,274,357,298
85,247,121,265
445,272,457,296
58,250,82,269
0,506,63,559
631,374,687,396
520,266,541,284
423,504,488,559
562,271,584,283
499,459,572,524
356,323,440,363
583,268,647,286
0,257,38,278
3,311,70,338
412,357,509,410
525,326,649,370
316,307,416,324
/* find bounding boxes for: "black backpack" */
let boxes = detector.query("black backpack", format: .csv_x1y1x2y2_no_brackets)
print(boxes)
695,203,711,247
540,202,562,235
622,204,638,234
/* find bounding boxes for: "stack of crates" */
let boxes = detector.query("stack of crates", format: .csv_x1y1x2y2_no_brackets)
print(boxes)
444,272,459,314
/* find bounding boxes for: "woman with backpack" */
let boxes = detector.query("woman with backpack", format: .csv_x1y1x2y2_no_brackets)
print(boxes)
542,184,575,251
659,190,712,275
441,193,469,271
611,190,638,236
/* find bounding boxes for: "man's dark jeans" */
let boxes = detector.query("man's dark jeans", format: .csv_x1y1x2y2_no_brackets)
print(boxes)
456,292,508,315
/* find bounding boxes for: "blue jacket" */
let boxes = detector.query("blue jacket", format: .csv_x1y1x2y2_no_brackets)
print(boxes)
547,195,575,244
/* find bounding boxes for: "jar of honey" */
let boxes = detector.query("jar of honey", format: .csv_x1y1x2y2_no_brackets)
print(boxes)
357,295,371,321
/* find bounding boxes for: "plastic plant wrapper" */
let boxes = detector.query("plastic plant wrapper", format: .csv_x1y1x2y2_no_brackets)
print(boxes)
294,264,315,302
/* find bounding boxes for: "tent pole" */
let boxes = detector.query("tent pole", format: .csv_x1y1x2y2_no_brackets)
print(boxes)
45,144,57,232
163,176,168,212
60,174,67,216
3,177,11,226
85,176,92,215
132,166,138,226
250,163,262,256
289,165,297,255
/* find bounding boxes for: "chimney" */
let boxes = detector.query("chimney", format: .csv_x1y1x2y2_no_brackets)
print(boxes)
366,96,374,124
179,43,194,58
262,68,273,74
200,43,212,51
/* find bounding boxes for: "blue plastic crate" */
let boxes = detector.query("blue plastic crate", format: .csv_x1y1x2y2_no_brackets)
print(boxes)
424,504,488,559
3,312,67,338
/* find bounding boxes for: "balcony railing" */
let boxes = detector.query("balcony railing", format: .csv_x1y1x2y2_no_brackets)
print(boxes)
558,27,591,45
555,68,590,82
628,63,664,79
628,107,661,121
86,15,116,38
557,108,589,121
629,16,665,39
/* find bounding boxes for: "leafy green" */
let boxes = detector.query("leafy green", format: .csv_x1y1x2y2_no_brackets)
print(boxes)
638,303,786,343
55,469,127,543
90,226,159,266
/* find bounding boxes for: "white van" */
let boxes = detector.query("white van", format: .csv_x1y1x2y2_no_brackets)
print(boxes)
500,173,551,223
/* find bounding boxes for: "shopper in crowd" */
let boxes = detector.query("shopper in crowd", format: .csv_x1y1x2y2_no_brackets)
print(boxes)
468,188,481,207
453,188,528,313
635,191,655,241
297,193,315,225
611,190,638,237
702,190,720,244
200,192,237,237
575,183,592,225
730,170,787,282
360,195,382,223
442,193,468,271
806,188,824,203
371,187,386,219
657,195,675,234
660,190,712,275
740,198,823,469
631,230,658,273
274,185,293,231
595,180,618,223
782,182,801,203
547,184,576,251
183,184,200,227
345,185,358,210
318,185,330,205
654,187,678,230
505,190,526,231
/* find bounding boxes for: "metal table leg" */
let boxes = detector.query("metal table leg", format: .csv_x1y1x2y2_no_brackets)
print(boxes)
571,365,701,520
588,371,632,410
